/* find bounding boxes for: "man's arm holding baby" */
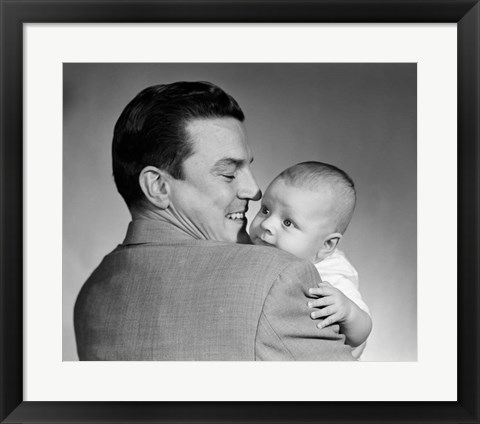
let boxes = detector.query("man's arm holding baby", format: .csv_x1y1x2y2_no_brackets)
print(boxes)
256,260,355,360
308,281,372,347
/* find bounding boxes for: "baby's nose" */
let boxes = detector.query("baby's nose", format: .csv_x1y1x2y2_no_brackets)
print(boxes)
260,218,274,233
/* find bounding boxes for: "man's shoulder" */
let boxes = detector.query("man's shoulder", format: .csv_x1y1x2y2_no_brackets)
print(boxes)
175,241,317,285
207,242,311,267
101,239,313,280
213,242,295,257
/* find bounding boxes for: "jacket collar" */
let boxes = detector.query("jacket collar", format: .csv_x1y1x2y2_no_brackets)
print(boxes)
123,219,196,245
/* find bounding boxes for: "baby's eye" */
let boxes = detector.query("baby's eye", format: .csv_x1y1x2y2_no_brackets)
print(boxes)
261,206,270,215
222,174,235,181
283,219,293,227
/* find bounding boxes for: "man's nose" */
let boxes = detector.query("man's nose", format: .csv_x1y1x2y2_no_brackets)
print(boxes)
238,169,262,201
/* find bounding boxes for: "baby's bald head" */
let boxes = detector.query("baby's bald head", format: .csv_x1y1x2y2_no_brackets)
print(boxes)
275,161,356,234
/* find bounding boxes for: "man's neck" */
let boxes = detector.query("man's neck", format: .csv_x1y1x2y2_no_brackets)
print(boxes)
130,205,208,241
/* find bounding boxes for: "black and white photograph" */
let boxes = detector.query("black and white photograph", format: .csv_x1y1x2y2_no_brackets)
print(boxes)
63,63,417,362
2,0,479,420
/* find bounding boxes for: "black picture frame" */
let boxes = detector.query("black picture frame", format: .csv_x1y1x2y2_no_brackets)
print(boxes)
1,1,478,423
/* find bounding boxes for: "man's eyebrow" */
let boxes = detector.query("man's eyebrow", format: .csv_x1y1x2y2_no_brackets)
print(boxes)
212,158,245,171
211,156,255,172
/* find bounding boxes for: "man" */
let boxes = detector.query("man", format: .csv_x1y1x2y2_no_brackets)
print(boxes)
74,81,354,360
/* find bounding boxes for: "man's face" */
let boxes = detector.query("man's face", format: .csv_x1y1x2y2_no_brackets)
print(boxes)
249,178,337,262
167,117,261,243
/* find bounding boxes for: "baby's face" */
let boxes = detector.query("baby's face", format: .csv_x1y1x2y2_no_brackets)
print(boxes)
249,178,336,262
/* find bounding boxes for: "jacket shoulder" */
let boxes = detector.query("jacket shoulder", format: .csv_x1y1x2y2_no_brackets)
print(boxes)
213,242,307,264
204,242,314,279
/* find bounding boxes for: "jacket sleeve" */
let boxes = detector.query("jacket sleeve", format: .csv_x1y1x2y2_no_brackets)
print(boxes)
255,259,355,361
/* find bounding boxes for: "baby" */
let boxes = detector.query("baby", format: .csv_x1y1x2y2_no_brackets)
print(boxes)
249,161,372,356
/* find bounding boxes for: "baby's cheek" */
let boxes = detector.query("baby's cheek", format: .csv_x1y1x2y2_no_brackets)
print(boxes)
282,238,307,260
250,215,260,231
276,235,292,253
248,218,259,236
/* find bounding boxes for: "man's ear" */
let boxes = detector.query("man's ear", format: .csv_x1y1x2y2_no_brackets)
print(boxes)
138,166,171,209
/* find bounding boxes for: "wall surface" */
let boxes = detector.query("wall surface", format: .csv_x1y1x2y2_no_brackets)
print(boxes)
63,63,417,361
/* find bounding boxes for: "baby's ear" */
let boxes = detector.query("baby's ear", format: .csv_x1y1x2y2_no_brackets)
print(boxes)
314,233,342,262
323,232,342,253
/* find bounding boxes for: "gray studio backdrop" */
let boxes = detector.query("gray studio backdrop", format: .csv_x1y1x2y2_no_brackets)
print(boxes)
63,63,417,361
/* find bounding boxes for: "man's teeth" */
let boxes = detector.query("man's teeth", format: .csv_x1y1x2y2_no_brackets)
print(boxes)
226,212,245,220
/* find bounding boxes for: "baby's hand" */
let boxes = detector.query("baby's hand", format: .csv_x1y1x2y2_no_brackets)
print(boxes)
307,281,355,329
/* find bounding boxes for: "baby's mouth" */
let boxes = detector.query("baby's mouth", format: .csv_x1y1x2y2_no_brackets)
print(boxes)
226,212,246,221
256,237,275,247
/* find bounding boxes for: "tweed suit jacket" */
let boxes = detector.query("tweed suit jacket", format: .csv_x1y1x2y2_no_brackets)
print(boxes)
74,219,354,361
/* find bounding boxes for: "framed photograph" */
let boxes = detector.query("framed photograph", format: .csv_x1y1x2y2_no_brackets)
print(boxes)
61,61,417,365
1,1,479,423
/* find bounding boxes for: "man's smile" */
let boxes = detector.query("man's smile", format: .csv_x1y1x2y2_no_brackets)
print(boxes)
226,212,245,220
226,206,248,222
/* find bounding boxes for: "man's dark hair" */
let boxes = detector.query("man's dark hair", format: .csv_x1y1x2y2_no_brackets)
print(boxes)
112,81,245,208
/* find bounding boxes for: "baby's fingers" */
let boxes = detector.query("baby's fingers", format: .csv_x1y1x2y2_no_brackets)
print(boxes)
310,306,336,320
307,297,334,309
316,313,341,329
308,286,332,297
